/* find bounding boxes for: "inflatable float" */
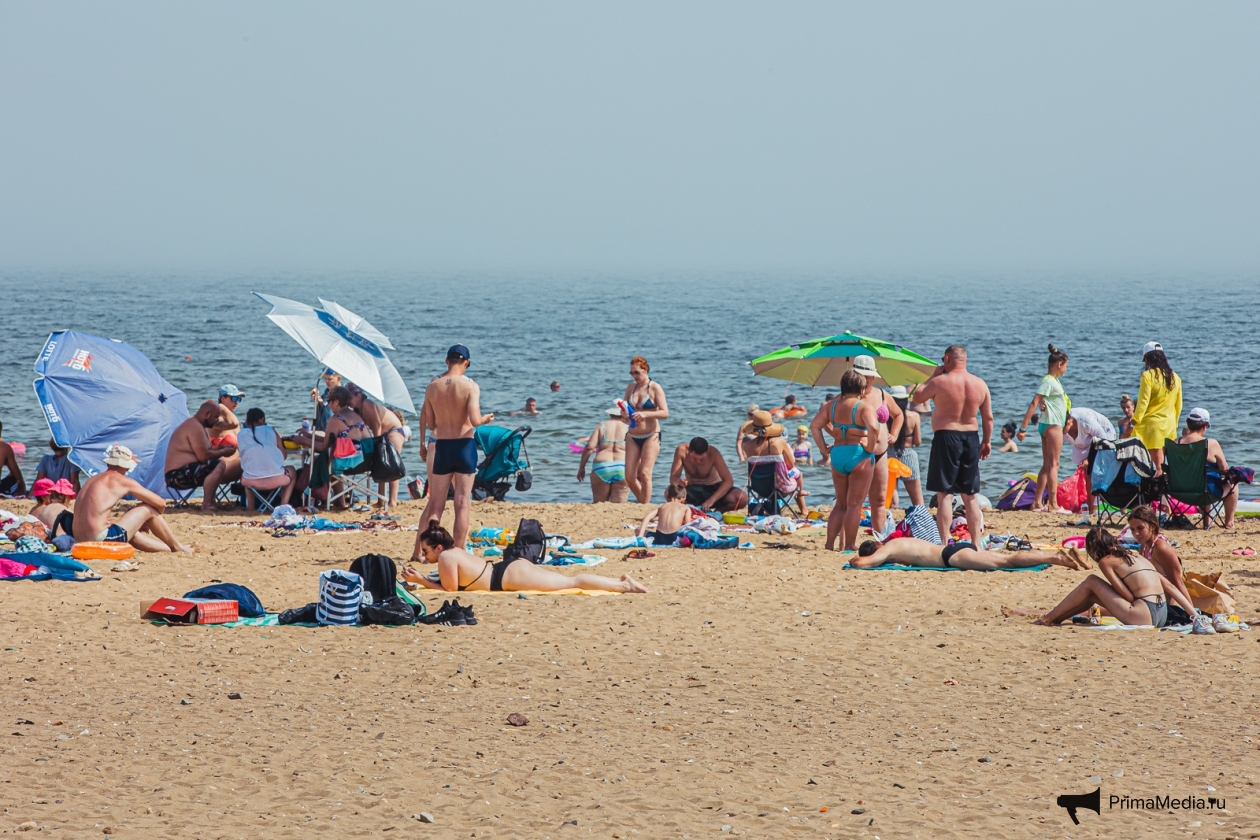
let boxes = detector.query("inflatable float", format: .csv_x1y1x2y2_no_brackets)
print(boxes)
71,541,136,561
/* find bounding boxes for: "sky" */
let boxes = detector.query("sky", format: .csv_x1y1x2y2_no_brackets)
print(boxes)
1,1,1258,273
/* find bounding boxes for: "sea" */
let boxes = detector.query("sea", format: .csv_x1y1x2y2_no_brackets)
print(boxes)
2,271,1257,504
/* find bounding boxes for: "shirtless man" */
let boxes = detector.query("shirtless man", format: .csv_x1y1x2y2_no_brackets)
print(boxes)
0,420,25,497
74,444,192,552
1176,407,1239,528
164,401,238,510
668,437,747,512
412,345,493,558
910,345,993,544
851,536,1089,571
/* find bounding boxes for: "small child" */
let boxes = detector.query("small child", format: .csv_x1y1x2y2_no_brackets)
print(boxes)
636,484,694,546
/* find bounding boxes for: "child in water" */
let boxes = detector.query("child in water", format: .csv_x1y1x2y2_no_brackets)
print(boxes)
636,484,693,546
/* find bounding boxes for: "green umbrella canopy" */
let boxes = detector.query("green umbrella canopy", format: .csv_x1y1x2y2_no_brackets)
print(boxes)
749,332,938,388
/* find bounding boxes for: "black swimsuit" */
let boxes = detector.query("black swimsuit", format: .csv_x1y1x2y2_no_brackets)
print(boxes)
461,558,516,592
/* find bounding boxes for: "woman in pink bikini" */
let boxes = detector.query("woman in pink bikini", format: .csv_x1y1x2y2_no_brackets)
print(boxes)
852,356,903,540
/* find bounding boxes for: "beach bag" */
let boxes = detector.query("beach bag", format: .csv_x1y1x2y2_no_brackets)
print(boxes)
370,436,407,483
503,518,547,564
316,569,363,625
348,553,398,604
1056,465,1089,513
996,476,1036,511
358,595,416,626
901,504,941,544
331,434,364,472
183,583,265,618
515,470,533,492
1183,572,1236,615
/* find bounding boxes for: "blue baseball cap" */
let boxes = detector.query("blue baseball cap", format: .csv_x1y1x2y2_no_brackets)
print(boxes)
447,344,470,361
219,383,245,398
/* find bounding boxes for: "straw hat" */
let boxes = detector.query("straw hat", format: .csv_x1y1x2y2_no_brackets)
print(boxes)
740,409,784,439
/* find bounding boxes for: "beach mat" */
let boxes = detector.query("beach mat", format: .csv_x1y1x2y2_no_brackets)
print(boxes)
843,563,1051,573
415,588,617,596
150,581,428,627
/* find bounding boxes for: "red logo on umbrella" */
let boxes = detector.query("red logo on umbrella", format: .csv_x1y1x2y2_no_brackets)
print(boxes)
64,350,94,372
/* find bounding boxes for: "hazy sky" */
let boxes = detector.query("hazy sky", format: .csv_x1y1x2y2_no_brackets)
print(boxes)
2,2,1258,273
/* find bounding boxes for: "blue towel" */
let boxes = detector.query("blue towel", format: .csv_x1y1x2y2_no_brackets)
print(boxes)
843,562,1051,573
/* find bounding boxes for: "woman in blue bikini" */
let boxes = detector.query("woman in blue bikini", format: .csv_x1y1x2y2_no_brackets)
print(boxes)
622,356,669,503
577,406,630,503
810,370,881,552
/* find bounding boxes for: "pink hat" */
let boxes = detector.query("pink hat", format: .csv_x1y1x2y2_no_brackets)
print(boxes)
50,479,76,498
30,478,55,498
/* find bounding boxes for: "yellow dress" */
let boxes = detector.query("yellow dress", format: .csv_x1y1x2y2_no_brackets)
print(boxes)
1132,369,1182,450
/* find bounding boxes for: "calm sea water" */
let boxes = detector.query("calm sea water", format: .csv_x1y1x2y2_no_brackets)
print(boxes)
2,271,1257,503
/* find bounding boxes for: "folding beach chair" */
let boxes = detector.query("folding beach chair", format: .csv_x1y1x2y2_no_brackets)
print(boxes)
746,456,802,518
1161,438,1225,530
243,482,284,514
166,484,199,507
1089,438,1157,525
327,436,387,511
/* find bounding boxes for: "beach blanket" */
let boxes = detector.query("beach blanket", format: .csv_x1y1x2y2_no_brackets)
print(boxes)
843,562,1052,573
151,583,427,627
0,551,98,582
541,553,606,567
1082,616,1251,634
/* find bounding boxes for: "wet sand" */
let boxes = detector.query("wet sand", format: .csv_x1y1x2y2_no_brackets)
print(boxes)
0,501,1257,838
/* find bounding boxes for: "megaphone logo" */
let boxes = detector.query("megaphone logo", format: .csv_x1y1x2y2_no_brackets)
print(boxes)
1056,787,1101,824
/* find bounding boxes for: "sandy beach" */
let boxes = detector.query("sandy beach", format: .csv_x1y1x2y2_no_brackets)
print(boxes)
0,500,1256,838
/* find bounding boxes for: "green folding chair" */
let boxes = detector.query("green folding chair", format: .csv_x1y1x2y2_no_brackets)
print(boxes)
1161,438,1224,529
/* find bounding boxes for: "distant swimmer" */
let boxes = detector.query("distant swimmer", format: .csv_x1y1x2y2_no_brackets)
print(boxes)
510,398,541,417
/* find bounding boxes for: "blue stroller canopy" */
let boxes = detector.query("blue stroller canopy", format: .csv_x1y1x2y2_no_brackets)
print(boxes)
474,425,531,484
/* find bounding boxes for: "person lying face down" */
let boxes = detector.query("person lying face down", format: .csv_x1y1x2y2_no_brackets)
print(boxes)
402,522,650,594
851,537,1090,571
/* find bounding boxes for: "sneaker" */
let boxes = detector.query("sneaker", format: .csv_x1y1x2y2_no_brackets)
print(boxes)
1213,613,1239,633
1192,614,1217,635
418,600,452,625
459,603,478,626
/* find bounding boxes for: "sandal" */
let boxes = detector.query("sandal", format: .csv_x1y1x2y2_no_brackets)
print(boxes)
625,549,656,560
1232,546,1256,556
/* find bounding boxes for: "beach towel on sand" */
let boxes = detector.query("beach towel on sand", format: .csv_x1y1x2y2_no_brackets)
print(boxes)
843,562,1051,573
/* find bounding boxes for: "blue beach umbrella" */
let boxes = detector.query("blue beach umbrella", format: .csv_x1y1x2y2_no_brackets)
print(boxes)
33,330,189,496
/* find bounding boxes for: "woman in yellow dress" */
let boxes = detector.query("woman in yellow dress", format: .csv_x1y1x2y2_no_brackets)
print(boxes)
1132,341,1182,476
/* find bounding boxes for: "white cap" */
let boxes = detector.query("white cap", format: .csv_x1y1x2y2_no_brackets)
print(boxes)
1141,341,1162,356
1187,407,1210,425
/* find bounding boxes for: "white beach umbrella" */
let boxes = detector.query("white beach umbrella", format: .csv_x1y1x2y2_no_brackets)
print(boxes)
318,298,396,350
253,292,415,413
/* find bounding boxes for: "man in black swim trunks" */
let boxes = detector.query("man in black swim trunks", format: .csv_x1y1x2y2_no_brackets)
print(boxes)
413,345,494,560
910,345,993,544
851,537,1090,571
668,437,746,512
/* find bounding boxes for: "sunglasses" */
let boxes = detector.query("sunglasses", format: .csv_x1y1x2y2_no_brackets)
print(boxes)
228,395,243,403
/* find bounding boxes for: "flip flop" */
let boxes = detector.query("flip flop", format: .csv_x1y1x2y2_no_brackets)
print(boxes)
625,549,656,560
1231,546,1256,556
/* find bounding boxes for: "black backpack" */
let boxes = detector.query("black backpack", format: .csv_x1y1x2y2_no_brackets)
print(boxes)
502,518,547,564
348,553,399,604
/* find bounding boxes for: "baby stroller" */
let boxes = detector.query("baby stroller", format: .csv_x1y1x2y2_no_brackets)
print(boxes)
1089,437,1157,525
472,425,533,501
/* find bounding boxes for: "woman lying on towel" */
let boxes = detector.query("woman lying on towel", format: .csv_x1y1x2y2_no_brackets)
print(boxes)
1034,527,1199,628
852,537,1091,571
403,522,650,594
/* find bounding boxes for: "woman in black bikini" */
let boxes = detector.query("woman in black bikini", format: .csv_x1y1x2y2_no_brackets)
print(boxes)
1035,527,1199,627
402,522,650,594
622,356,669,503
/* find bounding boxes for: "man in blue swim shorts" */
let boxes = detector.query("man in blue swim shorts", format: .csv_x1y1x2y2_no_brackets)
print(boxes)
413,345,494,560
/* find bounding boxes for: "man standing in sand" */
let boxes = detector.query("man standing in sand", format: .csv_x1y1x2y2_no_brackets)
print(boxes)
668,437,746,512
412,345,493,559
910,345,992,544
164,401,238,509
74,444,192,552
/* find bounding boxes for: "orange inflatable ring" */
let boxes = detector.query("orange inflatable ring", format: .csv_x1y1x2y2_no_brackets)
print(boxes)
71,541,136,561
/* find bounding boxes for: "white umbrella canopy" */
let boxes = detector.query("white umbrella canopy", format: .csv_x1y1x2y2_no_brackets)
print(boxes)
318,298,395,350
254,292,415,414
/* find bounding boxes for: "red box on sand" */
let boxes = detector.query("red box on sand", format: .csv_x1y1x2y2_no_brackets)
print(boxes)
143,598,239,624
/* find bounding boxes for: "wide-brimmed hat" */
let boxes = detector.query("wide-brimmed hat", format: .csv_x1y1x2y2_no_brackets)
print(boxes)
887,385,909,399
852,356,879,377
30,478,54,498
741,409,784,438
103,443,140,471
50,478,76,498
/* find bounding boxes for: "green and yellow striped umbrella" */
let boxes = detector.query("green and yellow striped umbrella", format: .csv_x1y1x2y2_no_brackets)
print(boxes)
749,332,937,388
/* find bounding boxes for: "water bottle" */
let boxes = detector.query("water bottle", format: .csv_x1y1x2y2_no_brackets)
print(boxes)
617,399,636,429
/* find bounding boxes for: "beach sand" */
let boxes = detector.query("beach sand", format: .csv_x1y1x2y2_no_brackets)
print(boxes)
0,500,1257,837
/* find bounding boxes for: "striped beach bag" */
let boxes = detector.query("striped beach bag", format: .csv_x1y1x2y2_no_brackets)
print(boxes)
316,569,363,625
901,504,941,544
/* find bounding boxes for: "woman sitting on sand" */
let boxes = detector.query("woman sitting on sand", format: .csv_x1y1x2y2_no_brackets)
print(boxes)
1126,504,1194,609
403,522,649,594
1034,527,1199,628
